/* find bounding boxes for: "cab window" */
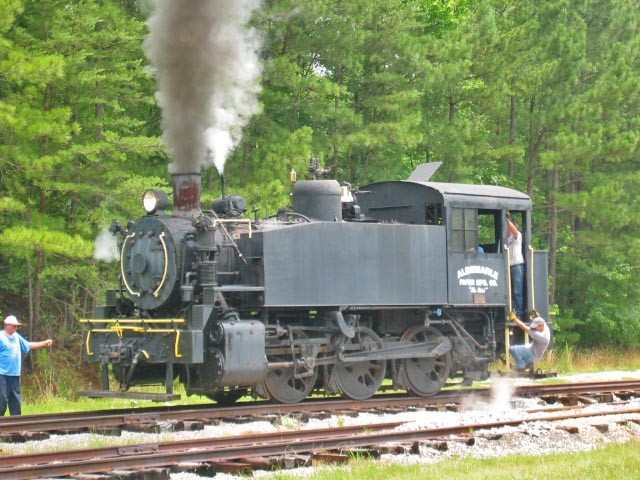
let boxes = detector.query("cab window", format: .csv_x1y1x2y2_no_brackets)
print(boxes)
425,203,443,225
451,208,477,251
478,209,501,253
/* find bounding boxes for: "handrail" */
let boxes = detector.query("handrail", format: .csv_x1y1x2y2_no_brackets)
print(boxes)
529,245,536,313
504,245,512,313
83,325,183,359
80,319,185,324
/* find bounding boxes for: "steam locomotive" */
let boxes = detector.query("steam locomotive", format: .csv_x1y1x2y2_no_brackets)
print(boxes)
81,162,550,402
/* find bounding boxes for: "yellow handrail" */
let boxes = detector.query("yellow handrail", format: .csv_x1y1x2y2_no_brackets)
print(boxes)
504,245,512,313
84,327,183,359
89,327,180,333
504,245,512,372
529,245,536,313
85,330,93,356
79,318,185,324
174,330,182,358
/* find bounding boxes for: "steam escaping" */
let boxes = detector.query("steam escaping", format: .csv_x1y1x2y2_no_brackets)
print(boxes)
487,376,515,411
94,228,119,263
144,0,262,175
460,376,515,412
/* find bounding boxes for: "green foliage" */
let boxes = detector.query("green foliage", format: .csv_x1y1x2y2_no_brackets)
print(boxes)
0,226,93,259
1,0,640,350
0,0,163,342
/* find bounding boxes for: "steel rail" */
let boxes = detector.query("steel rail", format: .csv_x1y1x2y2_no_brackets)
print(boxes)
2,406,640,480
516,380,640,395
0,390,478,435
0,421,403,469
1,379,639,436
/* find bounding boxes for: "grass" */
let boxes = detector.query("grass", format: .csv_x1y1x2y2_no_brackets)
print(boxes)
20,383,214,415
270,440,640,480
541,345,640,374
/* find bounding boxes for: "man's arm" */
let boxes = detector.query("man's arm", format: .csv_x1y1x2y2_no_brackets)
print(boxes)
513,316,530,333
29,339,53,349
507,218,519,238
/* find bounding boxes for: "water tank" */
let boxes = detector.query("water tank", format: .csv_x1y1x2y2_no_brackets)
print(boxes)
292,180,342,221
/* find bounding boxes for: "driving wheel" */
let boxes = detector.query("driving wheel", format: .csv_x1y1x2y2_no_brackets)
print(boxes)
398,325,451,397
332,327,386,400
263,332,318,404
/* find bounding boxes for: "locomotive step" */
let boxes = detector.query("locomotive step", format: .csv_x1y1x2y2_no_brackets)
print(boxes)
77,389,181,401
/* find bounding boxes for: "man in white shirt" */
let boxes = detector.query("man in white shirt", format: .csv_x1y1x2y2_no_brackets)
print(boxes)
507,212,525,319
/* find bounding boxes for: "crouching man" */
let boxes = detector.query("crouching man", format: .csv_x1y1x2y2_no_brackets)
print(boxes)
509,315,550,371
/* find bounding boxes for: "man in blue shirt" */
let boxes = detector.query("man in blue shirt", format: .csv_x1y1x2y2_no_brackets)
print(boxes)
0,315,53,416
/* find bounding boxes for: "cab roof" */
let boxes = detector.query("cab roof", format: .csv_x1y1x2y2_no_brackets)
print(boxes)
417,181,530,203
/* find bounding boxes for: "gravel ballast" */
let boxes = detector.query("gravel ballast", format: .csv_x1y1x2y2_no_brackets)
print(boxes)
3,370,640,479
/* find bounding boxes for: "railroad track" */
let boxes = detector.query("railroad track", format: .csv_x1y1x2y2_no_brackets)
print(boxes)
1,379,639,438
2,404,640,479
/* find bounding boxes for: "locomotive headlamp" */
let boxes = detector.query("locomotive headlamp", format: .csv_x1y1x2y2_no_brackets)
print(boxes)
142,189,169,214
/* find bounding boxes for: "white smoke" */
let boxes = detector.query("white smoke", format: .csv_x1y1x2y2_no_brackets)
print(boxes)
487,376,515,411
93,228,119,263
144,0,262,175
460,375,515,412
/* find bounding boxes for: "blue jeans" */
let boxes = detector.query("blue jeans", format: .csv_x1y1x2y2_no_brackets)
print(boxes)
0,374,22,416
511,264,525,317
509,345,534,370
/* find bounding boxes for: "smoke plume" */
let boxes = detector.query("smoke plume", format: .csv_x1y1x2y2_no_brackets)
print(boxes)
144,0,262,175
93,228,119,263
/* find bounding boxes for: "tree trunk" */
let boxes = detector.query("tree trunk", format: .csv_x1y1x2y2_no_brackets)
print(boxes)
548,168,558,305
27,256,34,340
570,171,583,232
332,67,341,179
527,97,536,198
26,248,44,368
95,11,104,208
26,256,35,370
509,94,516,177
71,101,80,227
449,94,455,122
33,248,44,335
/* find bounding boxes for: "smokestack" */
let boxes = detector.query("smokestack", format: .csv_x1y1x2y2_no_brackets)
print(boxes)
172,173,201,216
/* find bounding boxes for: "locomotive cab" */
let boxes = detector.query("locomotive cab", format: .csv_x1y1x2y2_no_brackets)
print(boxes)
355,178,550,379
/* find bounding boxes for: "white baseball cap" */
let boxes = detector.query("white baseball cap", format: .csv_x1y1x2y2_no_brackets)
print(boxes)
4,315,21,326
530,317,546,329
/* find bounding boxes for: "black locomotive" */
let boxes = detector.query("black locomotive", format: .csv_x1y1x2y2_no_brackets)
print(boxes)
82,162,550,402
